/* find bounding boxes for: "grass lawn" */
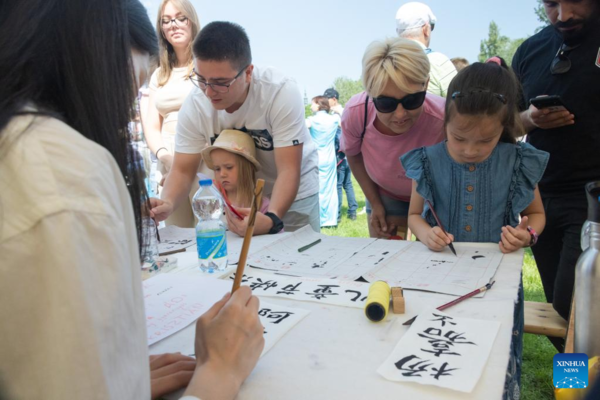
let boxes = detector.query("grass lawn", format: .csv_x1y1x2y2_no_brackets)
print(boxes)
323,175,557,400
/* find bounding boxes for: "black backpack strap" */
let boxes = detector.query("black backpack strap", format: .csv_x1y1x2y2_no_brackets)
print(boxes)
360,95,369,143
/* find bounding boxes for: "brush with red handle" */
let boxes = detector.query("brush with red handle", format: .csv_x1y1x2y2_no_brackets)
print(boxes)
402,281,496,326
214,181,244,220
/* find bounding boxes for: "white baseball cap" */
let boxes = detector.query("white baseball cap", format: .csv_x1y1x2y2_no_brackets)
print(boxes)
395,2,437,35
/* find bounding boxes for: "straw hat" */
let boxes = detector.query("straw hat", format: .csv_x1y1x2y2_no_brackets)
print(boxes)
201,129,261,171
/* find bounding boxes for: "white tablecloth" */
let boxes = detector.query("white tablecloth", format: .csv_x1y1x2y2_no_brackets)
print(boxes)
150,232,523,400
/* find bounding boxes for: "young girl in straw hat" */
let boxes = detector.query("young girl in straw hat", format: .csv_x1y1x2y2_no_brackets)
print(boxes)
201,129,272,220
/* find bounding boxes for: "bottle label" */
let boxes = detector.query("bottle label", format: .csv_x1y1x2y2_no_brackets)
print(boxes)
197,231,227,260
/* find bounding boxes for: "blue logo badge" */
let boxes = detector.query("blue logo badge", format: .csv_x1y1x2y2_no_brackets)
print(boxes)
553,353,588,389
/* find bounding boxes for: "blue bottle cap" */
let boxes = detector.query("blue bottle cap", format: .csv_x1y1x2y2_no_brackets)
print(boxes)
199,179,213,186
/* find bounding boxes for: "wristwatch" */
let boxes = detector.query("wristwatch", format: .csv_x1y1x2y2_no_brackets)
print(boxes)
265,212,284,234
527,226,538,247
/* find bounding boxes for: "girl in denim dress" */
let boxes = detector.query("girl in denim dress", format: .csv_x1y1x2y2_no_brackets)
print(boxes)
401,61,549,399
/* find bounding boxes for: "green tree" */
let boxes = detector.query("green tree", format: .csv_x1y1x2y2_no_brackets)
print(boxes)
304,103,312,119
478,21,526,66
534,0,551,32
305,76,363,118
505,37,526,62
331,76,363,106
478,21,510,62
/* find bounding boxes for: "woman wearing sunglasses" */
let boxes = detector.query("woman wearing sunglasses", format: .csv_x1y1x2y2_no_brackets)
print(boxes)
142,0,200,227
340,37,445,238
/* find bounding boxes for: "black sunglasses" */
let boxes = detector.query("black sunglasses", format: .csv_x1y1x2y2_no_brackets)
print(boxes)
372,91,427,113
550,43,580,75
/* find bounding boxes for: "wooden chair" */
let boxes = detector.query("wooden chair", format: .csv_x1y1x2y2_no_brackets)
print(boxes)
524,301,568,338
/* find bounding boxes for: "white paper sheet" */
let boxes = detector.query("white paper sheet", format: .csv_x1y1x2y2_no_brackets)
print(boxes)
257,301,310,354
143,274,230,345
377,308,500,393
246,226,381,279
338,238,411,280
149,300,309,358
157,226,195,255
364,242,504,296
227,271,371,309
226,233,285,264
152,300,309,400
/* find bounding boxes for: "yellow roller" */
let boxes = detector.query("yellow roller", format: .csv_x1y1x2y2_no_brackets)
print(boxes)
365,281,391,322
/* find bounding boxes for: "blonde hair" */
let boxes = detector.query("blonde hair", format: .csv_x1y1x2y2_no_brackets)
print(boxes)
232,154,257,208
362,37,430,97
155,0,200,86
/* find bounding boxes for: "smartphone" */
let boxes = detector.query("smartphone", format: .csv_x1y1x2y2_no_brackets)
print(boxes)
529,95,570,113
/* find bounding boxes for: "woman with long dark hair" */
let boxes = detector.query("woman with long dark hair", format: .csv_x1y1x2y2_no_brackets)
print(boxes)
0,0,263,398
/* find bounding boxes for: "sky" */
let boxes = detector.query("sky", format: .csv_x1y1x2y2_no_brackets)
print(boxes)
142,0,544,101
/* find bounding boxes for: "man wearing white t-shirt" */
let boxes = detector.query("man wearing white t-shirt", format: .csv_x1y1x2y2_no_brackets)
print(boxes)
152,22,319,234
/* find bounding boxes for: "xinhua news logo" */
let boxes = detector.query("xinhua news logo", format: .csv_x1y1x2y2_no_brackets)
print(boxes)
553,353,588,389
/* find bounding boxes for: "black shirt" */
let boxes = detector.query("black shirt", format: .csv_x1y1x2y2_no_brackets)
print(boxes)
512,25,600,197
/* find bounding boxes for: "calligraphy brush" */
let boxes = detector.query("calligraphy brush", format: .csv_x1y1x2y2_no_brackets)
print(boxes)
425,199,456,256
154,218,161,243
402,280,496,326
231,179,265,293
215,181,245,220
147,197,160,243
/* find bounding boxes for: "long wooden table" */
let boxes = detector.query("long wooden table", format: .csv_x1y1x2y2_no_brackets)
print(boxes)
150,232,524,400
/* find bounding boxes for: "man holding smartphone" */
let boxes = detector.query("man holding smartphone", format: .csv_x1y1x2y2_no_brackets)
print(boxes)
512,0,600,351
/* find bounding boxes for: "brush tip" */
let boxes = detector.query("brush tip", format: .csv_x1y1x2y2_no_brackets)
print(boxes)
448,243,457,256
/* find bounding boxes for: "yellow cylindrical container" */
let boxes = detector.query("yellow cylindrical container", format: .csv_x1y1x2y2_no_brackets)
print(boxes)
365,281,391,322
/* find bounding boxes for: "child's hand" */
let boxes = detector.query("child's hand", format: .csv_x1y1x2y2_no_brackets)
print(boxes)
225,208,249,237
226,208,274,236
499,216,530,253
426,227,455,252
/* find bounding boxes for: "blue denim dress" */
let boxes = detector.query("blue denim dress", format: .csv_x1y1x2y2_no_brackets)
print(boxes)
401,141,549,242
401,141,549,400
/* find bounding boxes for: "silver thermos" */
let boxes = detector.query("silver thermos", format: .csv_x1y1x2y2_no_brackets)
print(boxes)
574,181,600,357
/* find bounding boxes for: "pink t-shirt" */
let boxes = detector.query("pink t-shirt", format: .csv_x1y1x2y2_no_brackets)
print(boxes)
340,91,445,202
259,196,270,214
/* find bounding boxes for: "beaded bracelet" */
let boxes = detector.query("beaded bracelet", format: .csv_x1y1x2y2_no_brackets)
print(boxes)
527,226,538,247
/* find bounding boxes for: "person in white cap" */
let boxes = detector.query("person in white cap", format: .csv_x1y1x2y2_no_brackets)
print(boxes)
395,2,457,97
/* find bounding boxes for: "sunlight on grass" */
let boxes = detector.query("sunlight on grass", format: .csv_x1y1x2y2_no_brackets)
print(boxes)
324,175,557,399
522,248,557,400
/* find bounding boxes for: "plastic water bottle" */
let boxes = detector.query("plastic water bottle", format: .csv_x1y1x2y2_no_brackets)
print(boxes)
192,179,228,273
